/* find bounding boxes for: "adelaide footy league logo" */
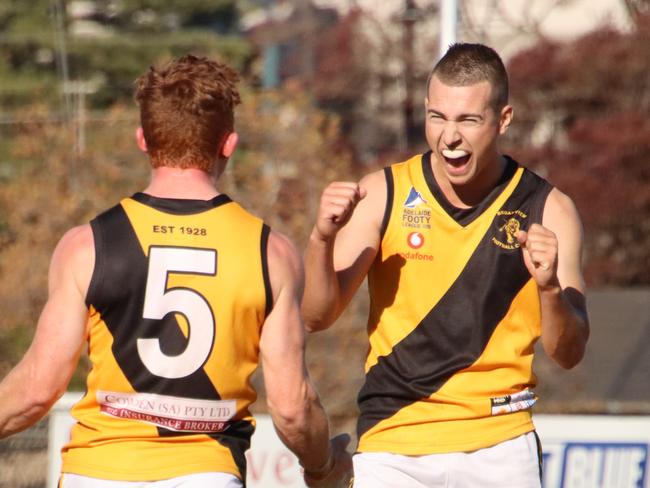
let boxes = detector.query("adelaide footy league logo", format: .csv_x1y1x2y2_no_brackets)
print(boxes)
402,187,432,229
407,232,425,249
404,187,427,208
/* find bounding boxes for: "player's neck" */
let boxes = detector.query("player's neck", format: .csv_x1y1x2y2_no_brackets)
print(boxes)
143,166,220,200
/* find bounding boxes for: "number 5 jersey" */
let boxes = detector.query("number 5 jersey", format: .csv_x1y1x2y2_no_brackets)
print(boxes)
61,193,271,482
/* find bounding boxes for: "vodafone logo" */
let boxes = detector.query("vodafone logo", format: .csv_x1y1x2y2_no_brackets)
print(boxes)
407,232,424,249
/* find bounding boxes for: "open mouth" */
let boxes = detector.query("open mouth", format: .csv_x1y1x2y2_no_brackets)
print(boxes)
441,149,471,170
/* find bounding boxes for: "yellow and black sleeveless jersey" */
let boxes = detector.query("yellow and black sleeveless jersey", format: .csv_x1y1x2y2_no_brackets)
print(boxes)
357,152,553,455
61,193,271,482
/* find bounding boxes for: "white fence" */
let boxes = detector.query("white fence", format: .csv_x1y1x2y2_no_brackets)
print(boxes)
49,394,650,488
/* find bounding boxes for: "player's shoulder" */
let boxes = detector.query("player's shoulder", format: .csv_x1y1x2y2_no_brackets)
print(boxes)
53,224,94,261
542,187,583,239
267,229,303,283
359,167,386,188
544,187,580,221
358,168,388,210
49,224,95,293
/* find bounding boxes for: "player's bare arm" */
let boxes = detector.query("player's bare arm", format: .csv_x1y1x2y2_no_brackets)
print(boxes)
261,230,352,486
302,171,386,331
517,189,589,369
0,225,93,438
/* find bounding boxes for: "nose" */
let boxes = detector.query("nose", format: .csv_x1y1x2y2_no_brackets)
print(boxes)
441,121,461,148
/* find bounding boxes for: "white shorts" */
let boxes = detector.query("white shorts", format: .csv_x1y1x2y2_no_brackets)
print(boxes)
352,432,542,488
59,472,243,488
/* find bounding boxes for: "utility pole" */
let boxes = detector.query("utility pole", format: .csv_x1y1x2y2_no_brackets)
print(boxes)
51,0,72,123
261,0,280,88
63,81,98,158
62,80,99,194
439,0,458,59
401,0,419,149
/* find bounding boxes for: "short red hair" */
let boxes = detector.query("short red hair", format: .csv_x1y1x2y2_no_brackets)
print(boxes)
134,54,241,171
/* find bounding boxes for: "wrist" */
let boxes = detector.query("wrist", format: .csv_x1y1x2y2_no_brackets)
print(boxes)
310,227,336,246
538,280,562,294
302,450,335,481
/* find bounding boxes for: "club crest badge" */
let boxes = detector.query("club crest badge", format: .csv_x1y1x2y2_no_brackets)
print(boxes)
492,209,528,250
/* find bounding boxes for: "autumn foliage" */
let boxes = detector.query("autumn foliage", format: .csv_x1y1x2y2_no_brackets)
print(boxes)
505,15,650,285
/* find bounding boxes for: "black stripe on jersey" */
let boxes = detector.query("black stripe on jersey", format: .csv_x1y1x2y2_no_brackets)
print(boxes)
131,192,232,214
529,182,553,225
261,224,272,318
357,169,552,438
210,420,255,483
422,152,518,227
160,420,254,482
88,203,251,477
379,167,394,239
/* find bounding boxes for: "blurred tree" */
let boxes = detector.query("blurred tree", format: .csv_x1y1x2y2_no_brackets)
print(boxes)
0,0,249,110
0,0,62,107
108,0,240,33
505,13,650,285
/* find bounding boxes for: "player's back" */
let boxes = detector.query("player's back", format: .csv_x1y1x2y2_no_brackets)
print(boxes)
61,192,270,482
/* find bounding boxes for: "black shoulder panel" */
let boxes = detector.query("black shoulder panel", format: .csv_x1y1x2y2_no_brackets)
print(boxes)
379,167,395,240
261,224,272,318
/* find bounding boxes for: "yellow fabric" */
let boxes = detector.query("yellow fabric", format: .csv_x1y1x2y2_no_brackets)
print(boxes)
358,155,542,454
62,196,267,480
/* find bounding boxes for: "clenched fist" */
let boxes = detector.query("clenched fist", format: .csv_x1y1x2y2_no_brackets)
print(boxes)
313,182,367,242
517,224,560,289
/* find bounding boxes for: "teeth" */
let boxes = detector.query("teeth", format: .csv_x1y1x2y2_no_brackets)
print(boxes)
442,149,469,160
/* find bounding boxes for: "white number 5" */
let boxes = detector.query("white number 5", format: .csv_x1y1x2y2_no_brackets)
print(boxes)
139,246,217,378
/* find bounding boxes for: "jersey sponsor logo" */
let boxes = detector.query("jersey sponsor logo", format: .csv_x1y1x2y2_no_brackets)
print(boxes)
407,232,425,249
97,390,236,433
490,389,537,415
491,209,528,250
399,250,434,261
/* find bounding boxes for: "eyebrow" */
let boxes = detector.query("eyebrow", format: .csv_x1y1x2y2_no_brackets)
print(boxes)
427,109,484,121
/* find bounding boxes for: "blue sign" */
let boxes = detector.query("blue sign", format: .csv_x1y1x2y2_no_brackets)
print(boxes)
543,442,648,488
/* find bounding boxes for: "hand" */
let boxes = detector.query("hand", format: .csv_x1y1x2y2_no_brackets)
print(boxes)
313,182,367,242
517,224,560,289
303,433,354,488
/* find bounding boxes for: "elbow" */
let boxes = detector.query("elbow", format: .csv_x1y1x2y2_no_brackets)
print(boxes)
268,398,309,435
267,386,316,434
304,317,333,333
551,351,583,370
25,365,67,414
547,330,589,370
9,388,58,435
27,385,62,415
544,314,590,369
301,307,337,333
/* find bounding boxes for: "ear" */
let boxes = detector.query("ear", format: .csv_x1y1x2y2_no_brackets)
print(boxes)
498,105,513,135
135,127,148,153
220,131,239,159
